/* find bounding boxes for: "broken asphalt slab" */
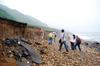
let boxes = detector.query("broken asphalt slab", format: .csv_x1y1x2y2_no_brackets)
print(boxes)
19,41,42,64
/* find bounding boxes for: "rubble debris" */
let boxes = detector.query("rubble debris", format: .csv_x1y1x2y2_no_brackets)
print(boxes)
19,37,32,45
16,61,32,66
1,37,42,65
40,48,47,54
4,38,18,47
0,26,100,66
20,41,42,64
35,42,42,45
0,58,17,66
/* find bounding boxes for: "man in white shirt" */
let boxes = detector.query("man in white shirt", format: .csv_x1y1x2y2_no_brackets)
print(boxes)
70,34,76,50
59,29,69,52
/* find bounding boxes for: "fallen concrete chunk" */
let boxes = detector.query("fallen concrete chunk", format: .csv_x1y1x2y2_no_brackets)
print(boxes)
4,38,18,47
16,61,32,66
20,38,32,45
20,41,42,64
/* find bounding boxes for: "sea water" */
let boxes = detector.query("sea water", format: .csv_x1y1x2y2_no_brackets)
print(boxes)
76,32,100,42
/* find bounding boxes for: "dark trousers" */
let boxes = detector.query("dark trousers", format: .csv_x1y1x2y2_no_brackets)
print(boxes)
59,41,68,52
48,37,53,44
70,42,75,50
75,42,81,51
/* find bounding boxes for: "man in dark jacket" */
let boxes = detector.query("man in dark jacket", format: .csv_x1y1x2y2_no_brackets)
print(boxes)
75,36,81,51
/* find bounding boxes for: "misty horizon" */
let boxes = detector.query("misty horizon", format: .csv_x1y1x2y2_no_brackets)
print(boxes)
0,0,100,33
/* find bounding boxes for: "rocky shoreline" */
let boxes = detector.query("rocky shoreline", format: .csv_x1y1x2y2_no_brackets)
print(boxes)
0,28,100,66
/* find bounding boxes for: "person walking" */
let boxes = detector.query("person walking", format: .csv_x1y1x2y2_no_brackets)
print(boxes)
75,36,81,51
48,32,53,44
52,32,57,42
70,34,76,50
59,29,69,52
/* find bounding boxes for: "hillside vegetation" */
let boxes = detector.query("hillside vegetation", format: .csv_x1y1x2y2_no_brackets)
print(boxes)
0,4,47,27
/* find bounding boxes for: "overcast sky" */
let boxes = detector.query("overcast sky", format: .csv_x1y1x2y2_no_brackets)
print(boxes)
0,0,100,33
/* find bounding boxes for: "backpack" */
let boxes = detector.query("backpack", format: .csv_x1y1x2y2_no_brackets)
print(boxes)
76,37,81,44
59,39,62,43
